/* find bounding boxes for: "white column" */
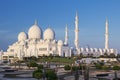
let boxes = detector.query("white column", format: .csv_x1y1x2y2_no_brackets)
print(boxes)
64,24,68,45
74,11,79,50
35,44,38,58
58,46,62,56
105,18,109,50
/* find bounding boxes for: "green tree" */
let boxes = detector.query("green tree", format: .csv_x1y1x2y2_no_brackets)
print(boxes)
30,56,37,61
27,61,38,69
112,65,120,80
46,69,57,80
64,65,71,71
95,63,102,69
112,65,120,70
37,64,43,70
33,69,43,80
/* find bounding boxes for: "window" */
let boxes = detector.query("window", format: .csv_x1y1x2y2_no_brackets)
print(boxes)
39,48,47,51
10,49,14,52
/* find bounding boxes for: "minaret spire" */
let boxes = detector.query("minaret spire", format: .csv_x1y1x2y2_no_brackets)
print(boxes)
74,11,79,50
76,11,78,19
64,24,68,45
34,19,37,25
105,18,109,50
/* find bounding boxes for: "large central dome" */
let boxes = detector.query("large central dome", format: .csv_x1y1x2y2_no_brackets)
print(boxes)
28,21,42,39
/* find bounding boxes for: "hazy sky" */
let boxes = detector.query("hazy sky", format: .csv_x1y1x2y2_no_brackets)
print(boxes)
0,0,120,51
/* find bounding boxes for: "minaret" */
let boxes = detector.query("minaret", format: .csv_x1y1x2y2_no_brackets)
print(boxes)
105,18,109,50
34,19,37,25
74,11,79,49
64,24,68,45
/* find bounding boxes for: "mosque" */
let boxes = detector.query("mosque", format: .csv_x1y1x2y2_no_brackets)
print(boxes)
0,12,118,61
1,21,70,61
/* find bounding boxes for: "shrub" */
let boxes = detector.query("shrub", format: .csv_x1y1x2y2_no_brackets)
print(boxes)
64,65,71,71
112,65,120,70
33,69,43,79
27,61,38,68
37,64,43,70
95,63,102,69
102,66,109,70
79,65,86,70
72,66,79,71
46,69,57,80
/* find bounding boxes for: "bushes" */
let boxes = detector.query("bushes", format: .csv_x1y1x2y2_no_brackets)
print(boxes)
95,63,102,69
27,61,38,68
32,64,43,80
72,66,79,71
79,65,86,70
33,64,57,80
33,69,43,80
46,69,57,80
112,65,120,70
37,64,43,70
64,64,86,71
112,65,120,80
64,65,71,71
37,57,75,63
102,66,109,70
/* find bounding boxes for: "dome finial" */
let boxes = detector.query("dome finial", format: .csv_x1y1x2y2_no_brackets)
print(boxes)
34,19,37,25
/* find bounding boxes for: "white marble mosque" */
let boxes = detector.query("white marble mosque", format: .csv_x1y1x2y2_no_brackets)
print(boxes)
0,12,118,61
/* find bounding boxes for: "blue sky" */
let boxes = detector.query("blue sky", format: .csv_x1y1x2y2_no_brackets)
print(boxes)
0,0,120,51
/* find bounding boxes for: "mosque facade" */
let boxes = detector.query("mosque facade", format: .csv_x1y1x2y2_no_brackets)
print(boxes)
0,12,118,61
1,21,70,61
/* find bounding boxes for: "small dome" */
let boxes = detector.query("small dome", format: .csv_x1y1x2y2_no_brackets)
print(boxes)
44,28,55,40
18,32,27,41
58,40,63,46
28,21,42,39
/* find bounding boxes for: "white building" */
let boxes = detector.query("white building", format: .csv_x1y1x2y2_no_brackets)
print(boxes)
74,12,118,56
0,50,3,60
2,21,70,60
0,12,118,61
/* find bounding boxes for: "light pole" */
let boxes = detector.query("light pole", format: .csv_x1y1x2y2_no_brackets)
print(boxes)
84,63,89,80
